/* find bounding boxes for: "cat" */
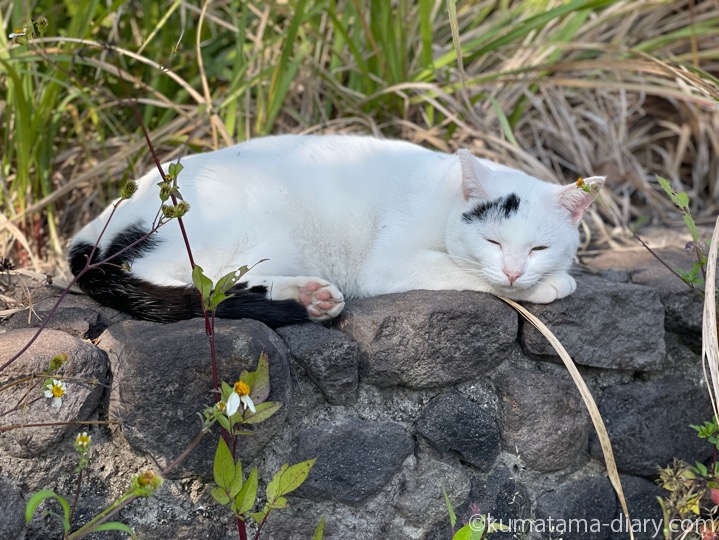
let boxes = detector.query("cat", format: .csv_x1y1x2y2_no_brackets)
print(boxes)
69,134,604,327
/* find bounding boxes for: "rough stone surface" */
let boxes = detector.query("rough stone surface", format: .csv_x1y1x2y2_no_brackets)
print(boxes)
416,390,501,470
292,417,414,503
522,274,667,370
389,450,471,530
336,290,518,388
590,377,712,476
495,365,591,472
277,323,359,404
0,328,108,457
428,465,531,540
0,476,26,540
618,475,665,540
535,476,618,540
585,249,705,340
4,289,132,339
99,318,293,478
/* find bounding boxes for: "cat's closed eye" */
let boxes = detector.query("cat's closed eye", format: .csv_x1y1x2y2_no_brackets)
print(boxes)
531,245,549,251
486,239,501,246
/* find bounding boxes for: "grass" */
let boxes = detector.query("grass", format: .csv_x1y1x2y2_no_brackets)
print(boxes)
1,0,719,268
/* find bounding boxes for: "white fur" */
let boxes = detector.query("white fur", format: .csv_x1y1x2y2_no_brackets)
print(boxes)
72,135,604,318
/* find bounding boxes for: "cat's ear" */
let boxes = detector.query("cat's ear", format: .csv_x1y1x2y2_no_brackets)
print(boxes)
458,149,491,200
557,176,606,224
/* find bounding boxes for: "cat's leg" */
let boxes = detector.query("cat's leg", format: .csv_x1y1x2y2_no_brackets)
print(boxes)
518,272,576,304
245,276,345,321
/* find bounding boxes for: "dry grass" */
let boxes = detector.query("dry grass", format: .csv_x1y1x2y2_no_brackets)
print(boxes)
0,1,717,267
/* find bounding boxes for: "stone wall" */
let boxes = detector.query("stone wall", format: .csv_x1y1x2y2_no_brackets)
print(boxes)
0,249,711,540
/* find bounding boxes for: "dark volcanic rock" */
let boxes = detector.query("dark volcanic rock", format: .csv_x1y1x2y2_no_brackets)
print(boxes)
0,328,108,457
495,366,590,472
617,475,664,540
416,391,501,470
277,324,359,404
590,377,712,476
585,249,704,340
292,417,414,503
535,477,617,540
99,318,292,478
522,274,667,370
336,290,518,388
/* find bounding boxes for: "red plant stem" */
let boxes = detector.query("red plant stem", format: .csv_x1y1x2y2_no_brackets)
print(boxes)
255,510,272,539
69,468,83,527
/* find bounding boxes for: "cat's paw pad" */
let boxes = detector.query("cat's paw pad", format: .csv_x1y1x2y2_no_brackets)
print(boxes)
525,274,576,304
297,280,345,321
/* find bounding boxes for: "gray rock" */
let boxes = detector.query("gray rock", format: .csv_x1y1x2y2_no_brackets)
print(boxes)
391,451,471,525
0,476,26,540
584,249,704,340
535,476,617,540
4,289,131,339
416,391,501,470
336,290,518,388
99,318,292,478
0,328,108,457
495,366,591,472
277,324,359,404
292,417,414,503
616,476,664,540
522,274,667,370
589,377,712,476
428,466,531,540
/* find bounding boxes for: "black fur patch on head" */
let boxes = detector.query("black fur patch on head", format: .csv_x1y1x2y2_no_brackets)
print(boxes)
69,223,308,327
462,193,520,223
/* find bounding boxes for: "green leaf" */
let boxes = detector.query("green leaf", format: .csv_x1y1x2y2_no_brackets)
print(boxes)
233,468,258,515
488,96,518,147
25,490,70,531
442,483,457,527
241,401,282,425
683,212,700,244
312,516,326,540
230,457,244,499
676,191,689,209
251,352,271,404
452,524,476,540
657,176,680,206
266,459,316,503
216,414,231,432
221,381,234,401
92,521,138,538
267,496,288,509
211,486,230,506
213,438,236,491
167,162,184,178
247,510,267,523
192,264,213,306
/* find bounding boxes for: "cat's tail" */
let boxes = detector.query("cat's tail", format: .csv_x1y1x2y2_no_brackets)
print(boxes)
68,227,310,328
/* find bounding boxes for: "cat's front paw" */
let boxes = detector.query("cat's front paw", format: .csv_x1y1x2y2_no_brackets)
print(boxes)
523,274,576,304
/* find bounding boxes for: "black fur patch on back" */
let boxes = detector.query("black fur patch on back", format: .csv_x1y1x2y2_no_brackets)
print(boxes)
462,193,520,223
69,224,309,327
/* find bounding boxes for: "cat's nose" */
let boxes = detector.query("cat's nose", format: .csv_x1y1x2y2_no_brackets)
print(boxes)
503,269,522,286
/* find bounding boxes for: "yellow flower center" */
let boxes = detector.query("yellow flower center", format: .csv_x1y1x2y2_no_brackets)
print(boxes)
575,177,584,187
76,432,91,447
234,381,250,397
216,400,227,412
51,384,64,398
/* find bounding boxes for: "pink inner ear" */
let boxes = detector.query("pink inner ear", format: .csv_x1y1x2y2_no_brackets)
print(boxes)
558,185,596,224
458,149,490,200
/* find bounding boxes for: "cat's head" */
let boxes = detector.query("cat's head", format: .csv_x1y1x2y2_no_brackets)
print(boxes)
447,149,605,295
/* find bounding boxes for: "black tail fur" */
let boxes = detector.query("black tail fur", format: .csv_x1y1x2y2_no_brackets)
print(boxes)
69,225,309,327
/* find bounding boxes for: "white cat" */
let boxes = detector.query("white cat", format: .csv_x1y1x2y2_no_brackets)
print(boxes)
69,134,604,326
